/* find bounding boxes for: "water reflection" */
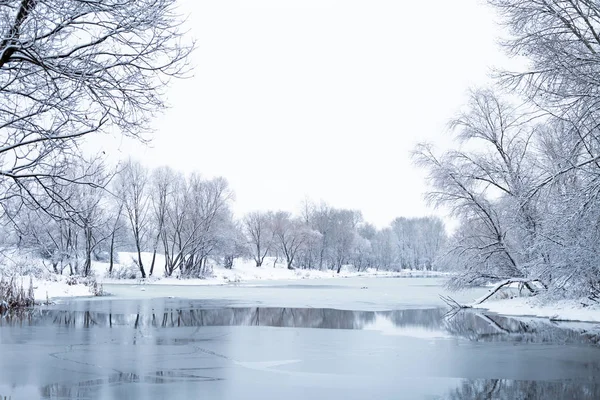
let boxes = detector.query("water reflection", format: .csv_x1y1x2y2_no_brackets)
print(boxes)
0,307,448,330
2,304,600,399
38,376,600,400
444,311,600,345
1,306,599,345
443,378,600,399
40,370,223,399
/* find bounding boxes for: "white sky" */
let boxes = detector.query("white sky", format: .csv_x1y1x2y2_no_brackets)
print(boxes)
99,0,514,228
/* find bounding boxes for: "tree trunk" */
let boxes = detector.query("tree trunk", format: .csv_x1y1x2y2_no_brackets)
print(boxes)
149,249,157,276
84,251,92,277
109,231,116,275
136,241,146,278
83,227,92,277
255,243,262,267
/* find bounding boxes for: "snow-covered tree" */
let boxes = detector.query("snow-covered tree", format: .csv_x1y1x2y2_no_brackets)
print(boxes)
243,211,274,267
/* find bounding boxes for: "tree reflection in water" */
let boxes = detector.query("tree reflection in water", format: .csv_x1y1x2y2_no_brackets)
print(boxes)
442,311,600,345
2,306,600,342
444,378,600,400
40,369,224,399
2,304,600,399
0,307,447,330
1,306,599,346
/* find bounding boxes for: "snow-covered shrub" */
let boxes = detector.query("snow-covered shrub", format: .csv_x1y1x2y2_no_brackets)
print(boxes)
225,275,242,284
62,275,105,296
108,263,139,280
0,251,45,278
86,278,105,296
175,264,214,280
66,275,79,286
0,276,35,312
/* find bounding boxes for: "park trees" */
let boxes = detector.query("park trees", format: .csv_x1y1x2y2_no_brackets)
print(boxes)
0,0,192,216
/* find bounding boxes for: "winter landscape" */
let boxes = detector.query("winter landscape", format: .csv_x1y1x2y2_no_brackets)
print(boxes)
2,0,600,399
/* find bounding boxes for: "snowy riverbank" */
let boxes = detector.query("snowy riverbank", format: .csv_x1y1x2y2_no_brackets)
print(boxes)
1,251,450,302
474,297,600,323
92,251,449,287
8,250,600,323
99,262,450,287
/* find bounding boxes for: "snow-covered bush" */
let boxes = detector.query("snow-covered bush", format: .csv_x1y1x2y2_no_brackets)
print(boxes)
61,275,105,296
0,251,45,278
108,263,140,280
0,276,35,313
87,279,105,297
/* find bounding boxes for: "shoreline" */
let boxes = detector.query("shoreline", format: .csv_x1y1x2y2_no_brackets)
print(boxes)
19,273,600,324
99,269,450,286
472,297,600,323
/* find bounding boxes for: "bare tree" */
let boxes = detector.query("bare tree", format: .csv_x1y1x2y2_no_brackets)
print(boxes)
330,209,361,273
115,159,150,278
243,211,273,267
414,142,523,286
0,0,193,216
162,171,188,277
218,219,248,269
69,164,111,277
304,201,333,270
107,201,124,276
391,216,446,270
272,212,312,270
148,166,173,276
180,175,234,277
490,0,600,120
371,228,396,271
160,174,234,278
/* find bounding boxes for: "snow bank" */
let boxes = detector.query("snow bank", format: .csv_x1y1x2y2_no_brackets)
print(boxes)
474,297,600,323
4,275,96,302
0,250,449,302
31,276,95,300
0,250,98,302
98,255,450,286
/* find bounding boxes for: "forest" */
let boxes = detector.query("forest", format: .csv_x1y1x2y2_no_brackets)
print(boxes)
2,157,448,279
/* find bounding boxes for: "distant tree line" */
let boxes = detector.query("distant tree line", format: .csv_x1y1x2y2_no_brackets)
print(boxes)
0,158,447,278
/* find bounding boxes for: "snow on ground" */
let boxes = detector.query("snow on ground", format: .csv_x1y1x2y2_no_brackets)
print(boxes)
4,275,96,302
0,250,96,302
1,250,449,303
6,250,600,323
30,276,95,301
96,253,450,286
473,295,600,323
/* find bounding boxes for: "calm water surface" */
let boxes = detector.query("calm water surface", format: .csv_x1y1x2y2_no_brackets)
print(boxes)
1,278,599,399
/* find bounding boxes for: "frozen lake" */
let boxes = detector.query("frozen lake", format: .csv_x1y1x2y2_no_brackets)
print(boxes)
1,278,600,399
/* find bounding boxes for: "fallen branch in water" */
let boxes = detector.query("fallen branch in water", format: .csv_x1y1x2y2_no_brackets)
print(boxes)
473,278,545,305
440,294,471,309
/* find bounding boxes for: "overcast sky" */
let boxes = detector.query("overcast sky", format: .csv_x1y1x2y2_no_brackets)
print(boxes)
102,0,513,227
